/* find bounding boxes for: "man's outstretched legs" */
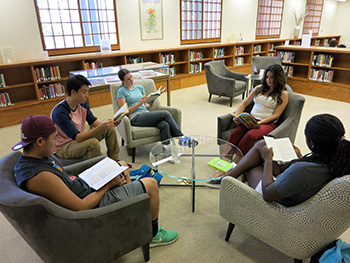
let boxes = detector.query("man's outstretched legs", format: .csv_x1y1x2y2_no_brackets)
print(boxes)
141,178,179,247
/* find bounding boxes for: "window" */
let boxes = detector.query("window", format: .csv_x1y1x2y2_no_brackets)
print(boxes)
180,0,222,45
303,0,323,35
256,0,284,39
34,0,120,56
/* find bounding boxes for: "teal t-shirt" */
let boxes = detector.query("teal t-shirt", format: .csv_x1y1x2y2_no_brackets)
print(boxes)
117,84,147,114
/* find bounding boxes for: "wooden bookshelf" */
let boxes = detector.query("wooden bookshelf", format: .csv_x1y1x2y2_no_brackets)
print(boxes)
0,35,341,128
275,45,350,102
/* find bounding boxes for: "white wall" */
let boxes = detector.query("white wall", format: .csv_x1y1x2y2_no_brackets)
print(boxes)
0,0,345,62
0,0,43,62
221,0,259,43
333,0,350,46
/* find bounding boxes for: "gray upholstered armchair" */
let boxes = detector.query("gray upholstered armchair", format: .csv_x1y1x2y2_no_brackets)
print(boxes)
217,85,305,145
204,60,247,107
0,152,152,263
110,79,182,162
220,175,350,262
251,56,288,86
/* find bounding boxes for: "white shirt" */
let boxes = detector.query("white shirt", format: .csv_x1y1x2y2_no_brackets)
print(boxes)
250,94,278,121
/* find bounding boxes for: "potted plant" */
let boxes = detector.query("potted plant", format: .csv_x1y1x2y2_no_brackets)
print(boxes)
292,9,308,38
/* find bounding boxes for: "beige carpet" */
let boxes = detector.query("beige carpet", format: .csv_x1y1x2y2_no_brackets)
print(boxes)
1,84,350,263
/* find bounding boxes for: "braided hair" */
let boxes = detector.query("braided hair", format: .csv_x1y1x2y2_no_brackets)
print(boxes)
282,114,350,178
256,64,286,105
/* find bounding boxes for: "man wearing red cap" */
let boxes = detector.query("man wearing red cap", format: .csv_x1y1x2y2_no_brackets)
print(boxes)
51,75,119,161
12,115,179,247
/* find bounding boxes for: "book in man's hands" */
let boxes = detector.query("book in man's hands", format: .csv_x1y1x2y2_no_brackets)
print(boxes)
113,103,128,124
229,112,260,128
78,157,128,190
145,86,166,103
263,136,298,163
207,158,236,172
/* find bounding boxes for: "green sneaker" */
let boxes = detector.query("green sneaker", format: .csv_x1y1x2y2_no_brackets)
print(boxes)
150,227,179,247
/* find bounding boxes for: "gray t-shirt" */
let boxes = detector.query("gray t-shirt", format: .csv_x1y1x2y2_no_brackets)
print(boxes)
274,161,331,207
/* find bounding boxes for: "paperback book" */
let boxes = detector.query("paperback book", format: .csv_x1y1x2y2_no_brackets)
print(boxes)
229,112,260,128
78,157,128,190
208,158,236,172
113,103,129,124
263,136,298,163
145,86,166,103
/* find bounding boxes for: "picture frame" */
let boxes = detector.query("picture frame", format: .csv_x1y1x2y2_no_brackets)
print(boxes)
0,46,17,64
139,0,163,40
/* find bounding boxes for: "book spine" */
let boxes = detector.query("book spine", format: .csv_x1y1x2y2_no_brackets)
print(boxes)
0,73,6,87
56,66,61,79
40,67,46,81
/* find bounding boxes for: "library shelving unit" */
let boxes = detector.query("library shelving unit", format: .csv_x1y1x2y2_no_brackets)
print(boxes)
275,44,350,102
0,35,341,127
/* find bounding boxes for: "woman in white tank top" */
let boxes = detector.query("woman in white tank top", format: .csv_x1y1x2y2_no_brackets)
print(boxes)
212,64,289,179
231,64,288,153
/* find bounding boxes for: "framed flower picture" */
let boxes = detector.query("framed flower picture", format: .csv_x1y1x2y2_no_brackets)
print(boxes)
139,0,163,40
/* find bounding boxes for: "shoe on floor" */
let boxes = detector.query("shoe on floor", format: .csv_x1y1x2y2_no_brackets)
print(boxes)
150,227,179,247
204,177,222,189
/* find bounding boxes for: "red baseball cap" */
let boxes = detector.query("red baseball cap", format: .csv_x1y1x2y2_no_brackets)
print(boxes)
12,115,56,151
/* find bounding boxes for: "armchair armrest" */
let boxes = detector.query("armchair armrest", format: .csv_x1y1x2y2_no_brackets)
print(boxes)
64,155,106,176
268,117,295,141
217,113,236,140
223,68,248,82
37,193,152,262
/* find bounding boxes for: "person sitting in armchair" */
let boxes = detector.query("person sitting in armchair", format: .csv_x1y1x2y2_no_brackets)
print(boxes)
12,115,179,246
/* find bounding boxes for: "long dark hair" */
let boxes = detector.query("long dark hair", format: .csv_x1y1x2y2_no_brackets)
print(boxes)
256,64,286,105
282,114,350,178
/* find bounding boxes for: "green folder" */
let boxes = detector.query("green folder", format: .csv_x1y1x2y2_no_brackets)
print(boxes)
207,158,233,172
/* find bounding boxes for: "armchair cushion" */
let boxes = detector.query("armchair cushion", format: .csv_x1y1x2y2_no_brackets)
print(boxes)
220,175,350,260
0,152,152,263
205,60,248,106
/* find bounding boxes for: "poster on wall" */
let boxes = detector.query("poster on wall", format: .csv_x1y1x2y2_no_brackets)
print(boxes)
139,0,163,40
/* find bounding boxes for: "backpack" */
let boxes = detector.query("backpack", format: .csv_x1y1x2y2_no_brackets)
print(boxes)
129,164,163,185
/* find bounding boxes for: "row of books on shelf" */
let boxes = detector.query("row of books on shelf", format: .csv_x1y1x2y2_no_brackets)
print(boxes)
161,53,175,64
169,67,176,77
127,56,144,64
35,66,61,82
0,73,6,87
235,57,244,66
0,92,13,107
39,83,66,100
189,62,202,73
277,51,295,63
235,46,245,55
312,54,334,67
214,48,225,58
309,69,334,82
83,61,103,70
282,65,294,77
268,44,275,51
189,51,203,61
253,45,262,53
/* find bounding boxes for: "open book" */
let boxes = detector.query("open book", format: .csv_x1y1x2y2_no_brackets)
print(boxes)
229,112,260,128
78,157,128,190
145,86,166,103
263,136,298,163
207,158,236,172
113,103,129,124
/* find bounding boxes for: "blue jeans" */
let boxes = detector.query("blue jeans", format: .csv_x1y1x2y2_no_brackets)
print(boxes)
130,110,183,142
